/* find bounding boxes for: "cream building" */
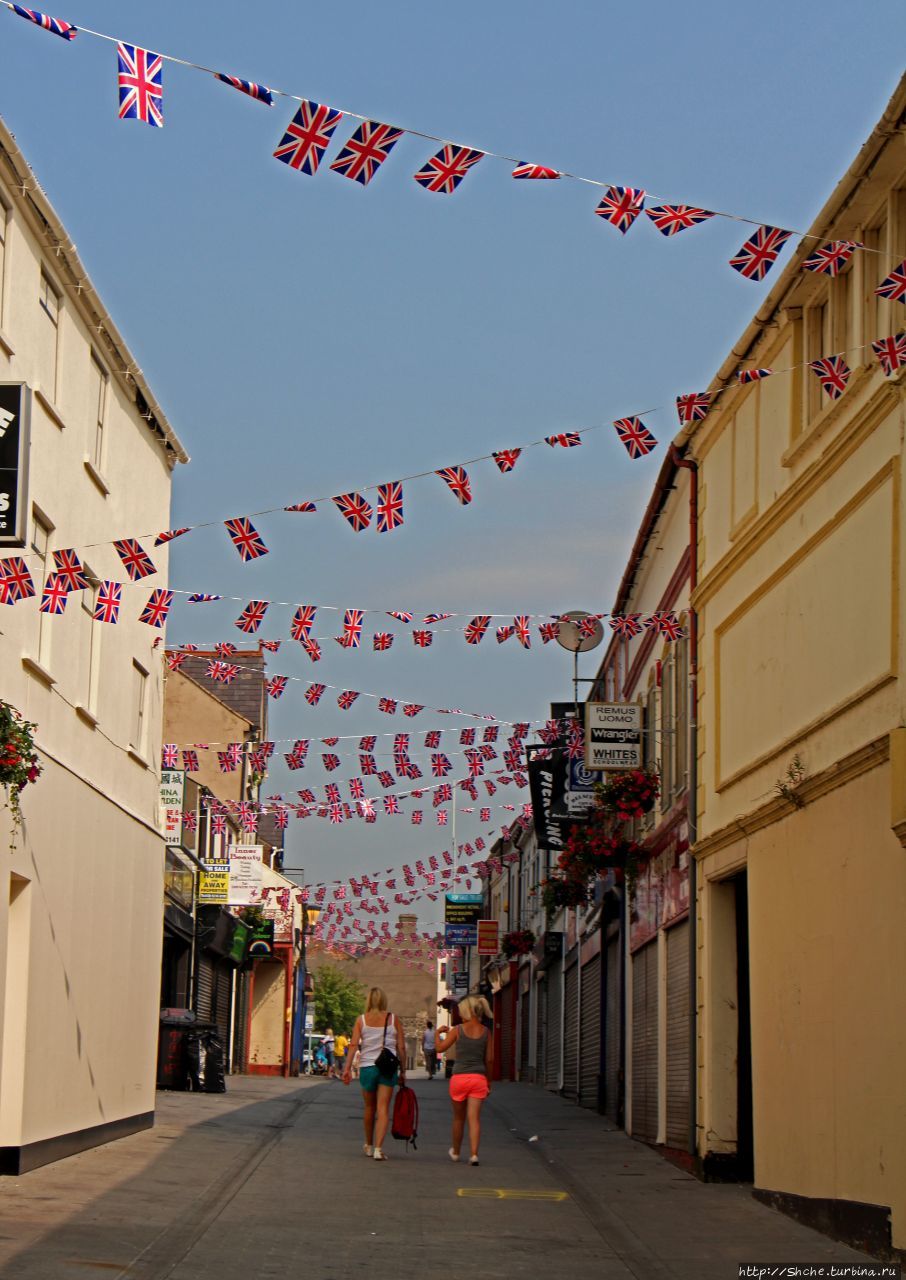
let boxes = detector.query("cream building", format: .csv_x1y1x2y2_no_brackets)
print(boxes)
678,77,906,1254
0,116,187,1169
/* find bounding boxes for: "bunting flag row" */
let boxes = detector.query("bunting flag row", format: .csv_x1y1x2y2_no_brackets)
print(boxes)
8,4,905,294
2,324,902,582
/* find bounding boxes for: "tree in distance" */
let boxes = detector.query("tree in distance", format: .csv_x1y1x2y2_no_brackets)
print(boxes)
312,964,366,1034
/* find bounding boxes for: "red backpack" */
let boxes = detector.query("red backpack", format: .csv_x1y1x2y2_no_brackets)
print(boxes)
391,1085,419,1151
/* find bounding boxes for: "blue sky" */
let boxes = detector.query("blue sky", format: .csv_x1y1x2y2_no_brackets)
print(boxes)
2,1,902,917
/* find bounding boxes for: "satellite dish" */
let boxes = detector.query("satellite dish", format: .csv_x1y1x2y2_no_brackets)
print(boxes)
555,610,604,654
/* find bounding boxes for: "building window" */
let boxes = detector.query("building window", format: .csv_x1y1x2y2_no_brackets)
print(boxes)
30,510,52,670
80,568,100,714
674,635,689,798
131,661,148,754
89,353,108,472
38,270,61,397
661,650,674,804
862,214,888,346
0,196,9,324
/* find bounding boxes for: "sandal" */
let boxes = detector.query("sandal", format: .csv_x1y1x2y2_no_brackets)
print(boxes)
373,1148,387,1161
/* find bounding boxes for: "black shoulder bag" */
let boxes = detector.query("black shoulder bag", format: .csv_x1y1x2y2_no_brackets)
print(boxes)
375,1013,401,1077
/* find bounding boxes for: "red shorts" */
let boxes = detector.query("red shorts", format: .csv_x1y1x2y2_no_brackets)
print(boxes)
449,1073,490,1102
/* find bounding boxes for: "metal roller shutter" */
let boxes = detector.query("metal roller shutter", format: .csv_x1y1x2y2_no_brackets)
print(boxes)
500,986,515,1082
631,942,658,1142
604,935,621,1123
195,952,214,1022
579,954,601,1109
666,920,691,1150
213,963,233,1060
535,980,546,1087
563,962,579,1099
545,963,562,1090
519,991,530,1080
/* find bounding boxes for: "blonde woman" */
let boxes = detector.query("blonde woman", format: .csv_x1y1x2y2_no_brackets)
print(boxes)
342,987,406,1161
436,995,493,1166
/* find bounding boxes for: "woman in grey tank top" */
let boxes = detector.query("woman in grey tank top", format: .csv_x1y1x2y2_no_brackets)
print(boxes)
436,996,494,1165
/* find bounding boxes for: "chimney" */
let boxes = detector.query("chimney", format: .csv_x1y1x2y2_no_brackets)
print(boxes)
398,913,417,936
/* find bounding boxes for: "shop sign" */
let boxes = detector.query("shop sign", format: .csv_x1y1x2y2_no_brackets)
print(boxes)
543,931,563,963
476,919,500,955
0,383,30,547
451,970,470,995
526,747,566,852
249,919,275,956
164,846,194,909
585,702,643,770
444,892,483,947
198,860,230,904
227,844,264,905
228,919,250,964
160,769,185,840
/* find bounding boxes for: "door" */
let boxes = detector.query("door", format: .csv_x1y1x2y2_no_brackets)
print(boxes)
563,961,579,1099
519,991,530,1081
604,933,621,1123
579,953,601,1109
545,962,562,1090
735,874,753,1179
631,941,658,1141
535,979,546,1087
194,951,214,1021
212,962,233,1062
499,985,515,1082
665,919,691,1149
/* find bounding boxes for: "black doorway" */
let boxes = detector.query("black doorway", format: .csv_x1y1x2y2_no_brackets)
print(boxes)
734,872,753,1180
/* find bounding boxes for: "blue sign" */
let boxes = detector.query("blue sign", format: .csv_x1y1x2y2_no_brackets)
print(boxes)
445,923,478,946
445,893,484,905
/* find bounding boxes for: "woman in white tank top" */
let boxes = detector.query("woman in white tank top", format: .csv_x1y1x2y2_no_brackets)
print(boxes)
343,986,407,1161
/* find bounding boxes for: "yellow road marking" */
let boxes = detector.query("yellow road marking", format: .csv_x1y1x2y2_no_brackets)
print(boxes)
456,1188,569,1201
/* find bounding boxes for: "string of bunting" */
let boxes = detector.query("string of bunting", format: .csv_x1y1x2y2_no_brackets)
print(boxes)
8,2,906,299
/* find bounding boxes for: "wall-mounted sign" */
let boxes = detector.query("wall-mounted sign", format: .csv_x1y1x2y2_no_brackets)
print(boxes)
248,919,275,956
198,860,230,904
444,893,483,947
476,919,500,956
585,702,643,770
227,844,264,905
0,383,30,547
159,769,185,840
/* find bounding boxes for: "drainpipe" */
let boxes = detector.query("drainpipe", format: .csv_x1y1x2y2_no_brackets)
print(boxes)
671,444,699,1161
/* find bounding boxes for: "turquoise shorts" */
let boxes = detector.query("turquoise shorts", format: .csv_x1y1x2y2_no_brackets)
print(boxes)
359,1064,399,1092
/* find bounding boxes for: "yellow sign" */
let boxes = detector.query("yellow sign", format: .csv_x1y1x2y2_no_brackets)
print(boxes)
456,1189,569,1201
198,860,230,904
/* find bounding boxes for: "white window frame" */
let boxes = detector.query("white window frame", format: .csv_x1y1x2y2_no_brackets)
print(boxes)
80,566,101,715
131,660,148,755
89,352,108,473
30,509,53,670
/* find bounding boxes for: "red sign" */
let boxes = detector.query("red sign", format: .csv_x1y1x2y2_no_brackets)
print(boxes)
477,919,500,956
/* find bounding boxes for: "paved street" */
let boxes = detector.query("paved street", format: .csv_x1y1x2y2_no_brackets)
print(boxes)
0,1076,877,1279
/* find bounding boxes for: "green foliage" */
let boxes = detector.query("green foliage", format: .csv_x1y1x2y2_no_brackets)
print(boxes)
311,963,366,1035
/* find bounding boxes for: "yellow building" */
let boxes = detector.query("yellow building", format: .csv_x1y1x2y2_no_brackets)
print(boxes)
679,76,906,1254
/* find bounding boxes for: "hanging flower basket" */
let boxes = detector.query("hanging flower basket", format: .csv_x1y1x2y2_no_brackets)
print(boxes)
501,928,535,959
0,700,41,836
540,876,590,915
597,768,660,822
558,827,642,881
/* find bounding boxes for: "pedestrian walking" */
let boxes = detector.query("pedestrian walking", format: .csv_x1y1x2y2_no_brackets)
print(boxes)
322,1027,336,1077
333,1030,349,1079
436,996,494,1166
342,987,406,1162
422,1020,437,1079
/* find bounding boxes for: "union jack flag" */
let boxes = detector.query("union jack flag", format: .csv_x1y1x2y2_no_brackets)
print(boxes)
12,7,77,38
431,753,452,776
266,676,288,699
188,593,221,603
331,119,403,185
594,186,646,233
479,806,491,822
871,332,906,376
215,73,273,106
403,703,423,717
235,600,269,633
275,806,289,830
117,44,163,128
413,145,484,194
52,548,89,593
423,612,452,625
387,610,413,623
337,689,360,710
182,810,198,831
492,448,521,473
539,621,560,643
436,465,472,504
348,778,365,800
360,735,377,751
383,796,400,816
376,481,404,533
460,728,475,745
379,697,397,714
92,580,122,624
411,810,423,824
413,630,433,648
284,501,317,512
613,416,657,458
809,354,850,400
393,733,410,755
496,625,515,643
465,750,484,777
875,260,906,304
292,740,310,760
322,754,341,772
161,743,178,769
644,204,714,236
261,640,281,652
340,608,364,648
166,651,187,671
610,614,643,638
360,754,377,775
291,604,316,640
182,750,199,773
208,660,239,684
513,616,531,649
139,588,173,628
302,636,322,662
214,642,237,658
644,611,684,640
738,368,772,384
224,516,268,561
802,240,859,277
423,730,440,748
436,810,448,826
511,162,560,179
545,432,581,447
154,527,190,545
378,770,395,789
373,632,394,651
273,100,343,174
729,225,791,281
333,491,373,532
305,683,326,706
676,392,713,425
0,557,35,605
322,736,339,746
298,788,317,803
